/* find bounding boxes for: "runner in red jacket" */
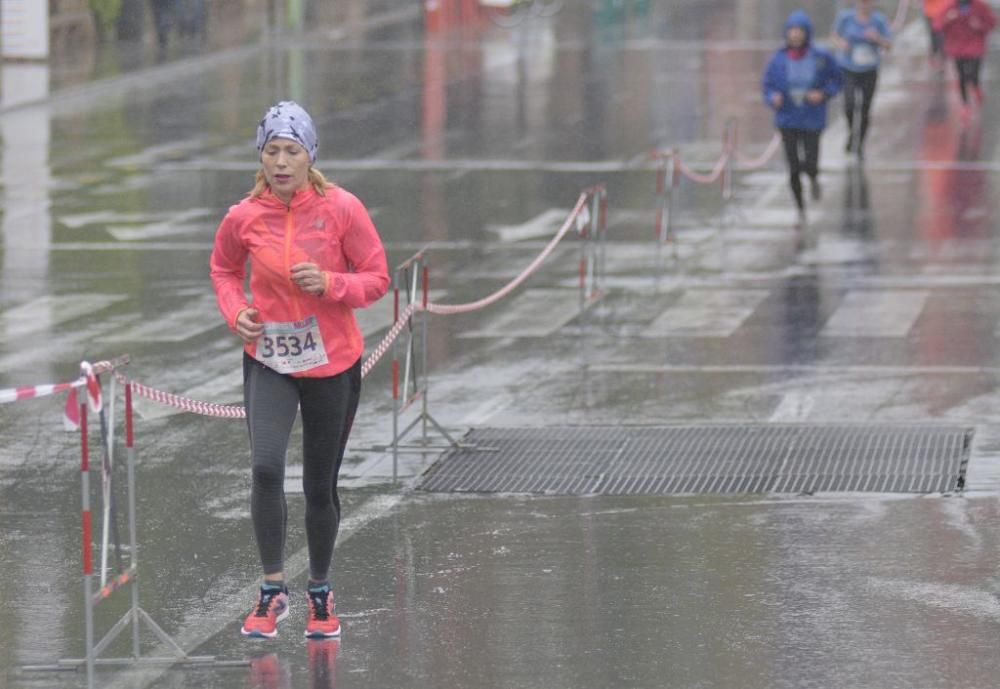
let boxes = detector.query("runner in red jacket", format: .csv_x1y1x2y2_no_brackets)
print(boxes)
935,0,997,118
211,101,389,640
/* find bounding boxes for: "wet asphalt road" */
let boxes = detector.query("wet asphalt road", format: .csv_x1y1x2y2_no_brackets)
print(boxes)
4,1,1000,687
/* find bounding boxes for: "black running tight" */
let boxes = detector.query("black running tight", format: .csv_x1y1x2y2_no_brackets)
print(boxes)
843,69,878,149
955,58,983,104
779,128,821,211
242,353,361,581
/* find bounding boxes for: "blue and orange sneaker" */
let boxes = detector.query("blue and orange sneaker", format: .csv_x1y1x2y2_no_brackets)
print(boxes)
241,585,289,638
304,585,341,638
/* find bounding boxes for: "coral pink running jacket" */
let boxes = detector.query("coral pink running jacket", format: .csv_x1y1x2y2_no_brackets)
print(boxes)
211,186,389,378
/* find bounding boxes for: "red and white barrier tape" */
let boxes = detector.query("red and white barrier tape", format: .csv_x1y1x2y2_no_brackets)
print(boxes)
0,379,82,405
115,372,246,418
0,360,110,406
361,302,418,379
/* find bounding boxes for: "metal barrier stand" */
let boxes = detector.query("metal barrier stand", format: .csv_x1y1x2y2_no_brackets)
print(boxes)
385,251,461,481
20,368,246,688
577,185,607,312
654,149,677,250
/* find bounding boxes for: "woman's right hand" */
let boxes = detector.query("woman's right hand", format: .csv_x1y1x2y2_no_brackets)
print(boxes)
235,307,264,344
771,92,784,108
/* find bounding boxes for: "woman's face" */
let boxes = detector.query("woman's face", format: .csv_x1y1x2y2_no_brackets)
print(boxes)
261,137,310,203
786,26,807,48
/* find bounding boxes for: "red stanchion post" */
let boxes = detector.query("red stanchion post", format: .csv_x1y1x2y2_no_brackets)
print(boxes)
422,265,429,311
81,404,92,577
655,162,666,241
723,119,737,204
125,383,134,450
599,187,608,299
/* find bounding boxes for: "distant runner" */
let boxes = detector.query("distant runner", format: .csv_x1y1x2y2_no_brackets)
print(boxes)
936,0,997,121
762,10,843,228
831,0,893,159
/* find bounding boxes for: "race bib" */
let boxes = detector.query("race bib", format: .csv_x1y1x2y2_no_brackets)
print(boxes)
254,315,328,374
851,43,878,67
789,88,807,107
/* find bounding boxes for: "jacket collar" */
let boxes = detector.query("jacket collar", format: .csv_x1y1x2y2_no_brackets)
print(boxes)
257,186,319,210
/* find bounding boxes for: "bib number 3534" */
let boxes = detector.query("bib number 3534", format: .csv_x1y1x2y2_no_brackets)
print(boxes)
254,315,329,374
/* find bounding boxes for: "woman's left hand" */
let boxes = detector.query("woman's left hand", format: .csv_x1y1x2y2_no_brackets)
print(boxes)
290,262,326,296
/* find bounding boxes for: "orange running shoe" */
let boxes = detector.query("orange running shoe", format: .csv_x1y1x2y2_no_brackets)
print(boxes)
241,585,289,638
304,586,341,638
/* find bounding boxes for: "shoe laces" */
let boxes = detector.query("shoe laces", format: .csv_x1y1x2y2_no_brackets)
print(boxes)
309,589,330,620
254,589,280,618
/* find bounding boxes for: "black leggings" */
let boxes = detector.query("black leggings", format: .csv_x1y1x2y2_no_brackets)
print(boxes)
955,58,983,103
779,128,820,210
843,69,878,149
924,15,943,58
243,353,361,581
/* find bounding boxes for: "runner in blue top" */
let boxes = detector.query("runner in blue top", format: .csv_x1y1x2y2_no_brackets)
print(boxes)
831,0,893,158
762,10,843,227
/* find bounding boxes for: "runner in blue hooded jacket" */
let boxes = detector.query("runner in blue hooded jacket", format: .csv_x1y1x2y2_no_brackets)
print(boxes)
762,10,843,225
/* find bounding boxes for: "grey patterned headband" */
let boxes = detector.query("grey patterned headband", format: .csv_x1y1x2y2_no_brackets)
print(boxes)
255,101,318,163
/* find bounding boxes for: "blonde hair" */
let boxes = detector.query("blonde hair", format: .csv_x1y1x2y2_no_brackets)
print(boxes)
248,167,335,199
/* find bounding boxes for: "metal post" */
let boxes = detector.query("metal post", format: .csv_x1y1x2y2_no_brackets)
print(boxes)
99,374,115,588
598,187,608,299
655,158,667,244
80,402,95,689
401,266,418,417
391,276,401,482
421,263,430,445
125,383,141,659
588,190,600,300
723,119,736,205
578,199,588,313
666,153,677,248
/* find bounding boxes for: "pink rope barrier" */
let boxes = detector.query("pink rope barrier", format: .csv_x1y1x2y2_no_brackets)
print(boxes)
734,133,782,170
424,192,590,316
675,153,730,185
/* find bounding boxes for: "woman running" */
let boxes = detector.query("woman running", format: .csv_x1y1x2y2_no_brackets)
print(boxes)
925,0,951,70
211,101,389,639
762,10,843,227
831,0,893,158
936,0,997,121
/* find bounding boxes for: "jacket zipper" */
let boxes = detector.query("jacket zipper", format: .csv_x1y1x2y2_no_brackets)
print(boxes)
283,205,304,321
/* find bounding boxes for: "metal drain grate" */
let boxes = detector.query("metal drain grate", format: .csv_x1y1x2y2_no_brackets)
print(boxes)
416,425,971,495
